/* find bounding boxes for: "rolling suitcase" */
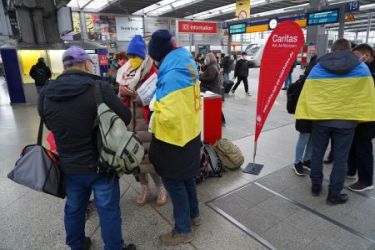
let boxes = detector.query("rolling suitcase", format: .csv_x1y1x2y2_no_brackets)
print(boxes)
223,80,234,94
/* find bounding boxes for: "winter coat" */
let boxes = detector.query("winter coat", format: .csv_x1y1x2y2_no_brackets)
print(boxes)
234,59,249,78
199,63,222,95
149,48,201,180
222,56,234,74
29,62,52,86
38,69,131,175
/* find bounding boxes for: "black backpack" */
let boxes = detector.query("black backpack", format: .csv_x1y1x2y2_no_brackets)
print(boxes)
286,76,306,114
196,142,223,184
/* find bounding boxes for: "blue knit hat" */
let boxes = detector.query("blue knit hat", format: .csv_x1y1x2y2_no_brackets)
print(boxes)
148,30,174,62
127,35,146,59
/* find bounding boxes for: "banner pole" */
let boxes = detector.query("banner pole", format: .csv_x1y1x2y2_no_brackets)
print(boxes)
253,141,257,164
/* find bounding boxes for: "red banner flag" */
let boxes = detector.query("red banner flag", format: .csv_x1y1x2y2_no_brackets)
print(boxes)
255,21,305,143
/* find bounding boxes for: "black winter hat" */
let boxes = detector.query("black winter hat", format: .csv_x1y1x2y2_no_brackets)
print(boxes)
148,30,174,62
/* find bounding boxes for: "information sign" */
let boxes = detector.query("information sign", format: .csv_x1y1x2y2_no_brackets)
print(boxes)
307,9,340,26
229,23,246,35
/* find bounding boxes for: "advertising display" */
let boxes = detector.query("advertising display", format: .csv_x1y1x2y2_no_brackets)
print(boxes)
116,16,144,41
236,0,250,20
178,21,217,34
255,21,305,143
86,14,117,41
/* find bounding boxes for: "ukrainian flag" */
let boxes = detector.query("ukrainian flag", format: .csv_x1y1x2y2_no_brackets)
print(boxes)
296,62,375,121
151,48,201,147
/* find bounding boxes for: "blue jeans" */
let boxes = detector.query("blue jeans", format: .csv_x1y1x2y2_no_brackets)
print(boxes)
295,132,312,164
284,74,292,89
162,177,199,234
310,125,355,195
64,174,123,250
223,73,229,82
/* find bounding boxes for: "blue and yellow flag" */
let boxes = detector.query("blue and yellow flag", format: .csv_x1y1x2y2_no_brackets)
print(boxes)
296,62,375,121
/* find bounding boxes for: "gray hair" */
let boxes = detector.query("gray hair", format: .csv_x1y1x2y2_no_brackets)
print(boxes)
204,53,217,65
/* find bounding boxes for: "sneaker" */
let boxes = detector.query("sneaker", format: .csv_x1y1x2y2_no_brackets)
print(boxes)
323,158,333,164
159,230,193,246
303,160,311,171
311,184,322,196
83,237,91,250
346,174,357,180
123,244,136,250
281,87,288,90
348,181,374,192
192,217,202,227
245,92,251,96
293,162,306,176
326,192,348,205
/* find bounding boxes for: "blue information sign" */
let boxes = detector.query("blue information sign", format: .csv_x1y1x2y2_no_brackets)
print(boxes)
307,9,340,26
229,23,246,35
345,1,360,12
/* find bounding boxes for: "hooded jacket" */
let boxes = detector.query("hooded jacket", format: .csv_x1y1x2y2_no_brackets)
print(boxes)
38,69,131,175
296,51,375,126
29,62,52,86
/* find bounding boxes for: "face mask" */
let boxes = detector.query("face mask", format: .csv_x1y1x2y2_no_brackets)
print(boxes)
129,57,143,70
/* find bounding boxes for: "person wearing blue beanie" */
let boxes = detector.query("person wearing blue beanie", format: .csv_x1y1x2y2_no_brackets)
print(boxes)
127,35,146,59
148,30,175,62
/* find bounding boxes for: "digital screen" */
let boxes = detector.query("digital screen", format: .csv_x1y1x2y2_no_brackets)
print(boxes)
307,9,340,26
229,23,247,35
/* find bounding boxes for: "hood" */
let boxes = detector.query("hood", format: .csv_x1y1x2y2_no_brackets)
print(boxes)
319,51,361,75
42,69,99,101
36,62,46,67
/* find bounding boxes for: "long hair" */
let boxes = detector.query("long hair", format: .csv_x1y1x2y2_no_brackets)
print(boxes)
204,53,217,65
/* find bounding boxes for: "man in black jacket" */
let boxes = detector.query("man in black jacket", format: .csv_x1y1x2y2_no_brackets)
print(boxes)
30,57,52,94
232,52,250,96
38,46,135,250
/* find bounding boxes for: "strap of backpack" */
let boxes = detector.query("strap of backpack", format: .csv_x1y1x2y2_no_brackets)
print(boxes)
93,80,104,106
37,118,44,146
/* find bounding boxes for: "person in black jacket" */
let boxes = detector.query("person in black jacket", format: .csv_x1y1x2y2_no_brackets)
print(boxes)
38,46,136,250
232,52,250,96
29,57,52,94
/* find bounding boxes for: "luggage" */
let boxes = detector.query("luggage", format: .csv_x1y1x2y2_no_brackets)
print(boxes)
94,81,144,176
286,76,306,114
196,142,223,183
213,138,244,170
8,119,65,199
223,80,234,94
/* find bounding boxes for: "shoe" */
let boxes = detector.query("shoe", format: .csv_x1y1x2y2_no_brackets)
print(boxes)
346,174,357,180
137,185,150,206
123,243,136,250
311,184,322,196
156,186,167,206
323,159,333,164
83,237,91,250
231,89,235,94
192,217,202,227
293,162,306,176
159,230,193,246
348,181,374,192
303,160,311,171
326,192,348,205
222,122,226,127
281,87,287,90
245,92,251,96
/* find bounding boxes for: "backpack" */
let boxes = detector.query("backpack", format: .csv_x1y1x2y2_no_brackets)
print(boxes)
93,81,144,176
286,76,306,114
34,66,48,84
213,138,244,170
196,142,223,183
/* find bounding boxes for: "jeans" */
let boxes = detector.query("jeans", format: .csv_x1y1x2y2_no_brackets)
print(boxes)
295,132,312,164
310,124,355,195
223,73,229,82
162,177,199,234
283,74,292,89
64,174,123,250
232,76,249,93
348,125,374,185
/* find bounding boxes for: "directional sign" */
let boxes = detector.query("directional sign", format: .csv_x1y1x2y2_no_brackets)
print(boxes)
229,23,247,35
307,9,340,26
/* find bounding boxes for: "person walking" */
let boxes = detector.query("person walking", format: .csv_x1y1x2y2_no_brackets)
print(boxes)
232,52,250,96
148,30,201,246
296,38,375,205
117,35,167,206
38,46,136,250
29,57,51,94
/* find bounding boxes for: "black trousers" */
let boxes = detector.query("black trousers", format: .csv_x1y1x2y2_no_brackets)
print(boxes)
233,76,249,93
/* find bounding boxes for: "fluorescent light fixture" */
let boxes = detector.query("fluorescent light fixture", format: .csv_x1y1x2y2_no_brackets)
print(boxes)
132,0,176,15
67,0,92,9
360,3,375,11
84,0,111,12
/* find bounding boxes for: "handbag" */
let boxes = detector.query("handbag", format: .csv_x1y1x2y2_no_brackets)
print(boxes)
7,119,65,199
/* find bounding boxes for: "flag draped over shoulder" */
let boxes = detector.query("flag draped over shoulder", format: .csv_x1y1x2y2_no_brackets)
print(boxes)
296,61,375,122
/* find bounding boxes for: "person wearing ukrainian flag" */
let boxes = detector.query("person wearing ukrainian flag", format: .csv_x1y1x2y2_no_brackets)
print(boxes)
147,30,201,246
296,38,375,205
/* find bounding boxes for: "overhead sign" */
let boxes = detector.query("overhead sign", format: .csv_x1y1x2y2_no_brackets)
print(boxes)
229,23,247,35
236,0,250,20
345,1,360,12
178,21,217,34
116,16,144,41
307,9,340,26
255,21,305,143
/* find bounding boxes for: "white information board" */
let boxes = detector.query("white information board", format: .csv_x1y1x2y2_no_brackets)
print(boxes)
88,53,100,76
116,16,144,41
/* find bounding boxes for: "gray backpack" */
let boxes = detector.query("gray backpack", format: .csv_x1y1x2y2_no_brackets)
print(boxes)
94,82,144,176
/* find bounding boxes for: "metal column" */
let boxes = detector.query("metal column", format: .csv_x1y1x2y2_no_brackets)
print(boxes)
366,13,373,44
337,6,346,39
306,0,328,57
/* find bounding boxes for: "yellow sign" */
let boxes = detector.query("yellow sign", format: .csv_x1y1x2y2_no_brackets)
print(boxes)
236,0,250,20
347,13,355,22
